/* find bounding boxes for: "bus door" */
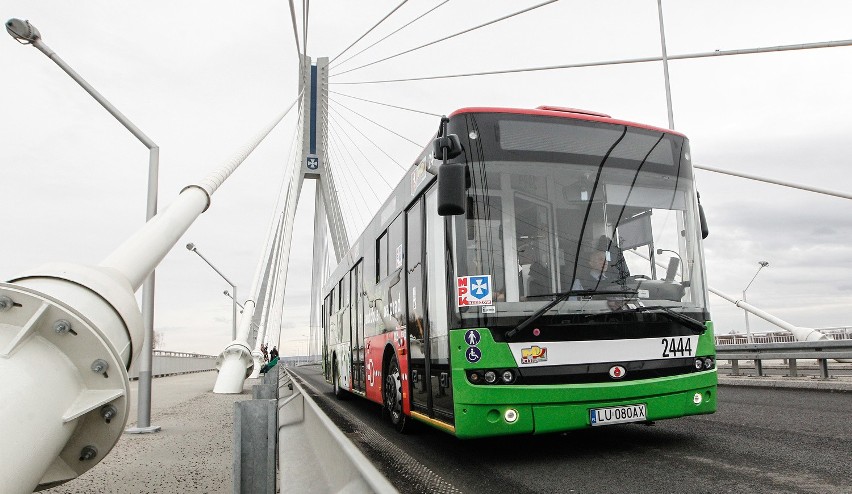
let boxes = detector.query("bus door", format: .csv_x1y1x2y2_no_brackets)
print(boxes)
407,189,454,423
351,261,365,392
406,198,428,413
426,189,453,422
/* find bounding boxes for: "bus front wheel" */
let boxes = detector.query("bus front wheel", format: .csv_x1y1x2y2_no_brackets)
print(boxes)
383,355,409,433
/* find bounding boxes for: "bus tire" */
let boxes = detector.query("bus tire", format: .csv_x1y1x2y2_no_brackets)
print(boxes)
383,354,409,433
332,356,347,400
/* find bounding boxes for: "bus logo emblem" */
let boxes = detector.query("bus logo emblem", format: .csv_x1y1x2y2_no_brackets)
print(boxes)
457,275,492,306
609,365,626,379
521,346,547,364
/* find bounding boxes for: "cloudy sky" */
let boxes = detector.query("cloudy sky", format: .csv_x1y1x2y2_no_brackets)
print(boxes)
1,0,851,356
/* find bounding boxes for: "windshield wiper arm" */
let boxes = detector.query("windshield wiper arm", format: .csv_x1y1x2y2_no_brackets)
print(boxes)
584,305,706,334
505,289,637,340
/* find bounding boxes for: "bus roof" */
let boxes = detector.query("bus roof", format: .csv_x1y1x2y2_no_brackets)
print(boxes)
448,106,686,138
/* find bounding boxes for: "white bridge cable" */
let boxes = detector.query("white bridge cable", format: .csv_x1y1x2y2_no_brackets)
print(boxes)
327,106,397,191
323,138,369,238
326,136,376,226
329,0,410,64
328,102,408,171
197,93,302,196
330,0,451,70
327,111,398,190
325,108,382,217
326,139,388,236
287,0,302,56
303,0,310,58
333,162,370,238
695,163,852,201
327,116,394,197
248,119,305,338
331,0,560,77
332,38,852,85
330,90,440,117
332,97,423,147
326,130,377,217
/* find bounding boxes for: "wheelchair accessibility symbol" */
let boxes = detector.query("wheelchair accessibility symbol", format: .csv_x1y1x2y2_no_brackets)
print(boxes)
466,346,482,363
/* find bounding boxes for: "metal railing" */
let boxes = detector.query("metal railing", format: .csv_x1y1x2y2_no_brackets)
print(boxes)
277,370,398,493
715,328,852,345
715,340,852,379
127,350,217,380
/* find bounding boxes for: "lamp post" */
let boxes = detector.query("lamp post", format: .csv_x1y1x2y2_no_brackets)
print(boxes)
224,289,245,312
743,261,770,343
186,243,238,340
6,18,162,435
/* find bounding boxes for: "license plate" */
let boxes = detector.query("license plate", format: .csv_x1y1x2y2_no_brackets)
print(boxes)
589,403,647,426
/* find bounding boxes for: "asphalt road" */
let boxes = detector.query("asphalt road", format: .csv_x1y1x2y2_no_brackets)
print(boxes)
290,364,851,494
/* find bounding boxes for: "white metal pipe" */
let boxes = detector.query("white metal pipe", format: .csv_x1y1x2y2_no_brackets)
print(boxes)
695,164,852,201
708,287,827,342
0,333,88,494
102,97,301,289
1,264,139,493
101,187,210,290
212,341,254,394
656,0,675,130
0,97,300,491
215,157,294,392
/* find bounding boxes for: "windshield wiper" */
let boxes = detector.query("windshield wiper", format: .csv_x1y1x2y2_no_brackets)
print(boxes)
505,289,637,340
584,305,706,334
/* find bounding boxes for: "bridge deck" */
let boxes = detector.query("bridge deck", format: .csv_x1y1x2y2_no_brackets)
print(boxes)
43,371,251,494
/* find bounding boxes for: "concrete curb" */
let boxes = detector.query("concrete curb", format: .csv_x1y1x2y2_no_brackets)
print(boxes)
718,376,852,392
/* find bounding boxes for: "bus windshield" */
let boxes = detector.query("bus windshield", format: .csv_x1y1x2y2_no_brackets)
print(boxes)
451,112,708,331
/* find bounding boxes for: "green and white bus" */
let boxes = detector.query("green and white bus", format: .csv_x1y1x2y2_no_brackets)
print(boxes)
322,105,716,438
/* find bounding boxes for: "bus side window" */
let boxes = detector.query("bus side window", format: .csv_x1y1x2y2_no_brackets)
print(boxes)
377,232,388,281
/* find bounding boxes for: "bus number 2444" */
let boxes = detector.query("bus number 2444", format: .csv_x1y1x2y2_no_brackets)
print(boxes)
661,337,692,358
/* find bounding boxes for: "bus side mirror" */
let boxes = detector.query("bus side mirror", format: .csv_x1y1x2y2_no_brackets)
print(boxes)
433,134,463,160
438,162,466,216
697,192,709,239
434,131,466,216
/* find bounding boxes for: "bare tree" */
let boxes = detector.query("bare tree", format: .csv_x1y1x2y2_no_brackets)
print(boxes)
152,331,164,350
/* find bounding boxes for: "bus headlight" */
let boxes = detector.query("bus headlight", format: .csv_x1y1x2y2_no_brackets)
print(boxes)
484,371,497,383
501,370,515,384
694,359,704,370
504,409,519,423
703,357,714,369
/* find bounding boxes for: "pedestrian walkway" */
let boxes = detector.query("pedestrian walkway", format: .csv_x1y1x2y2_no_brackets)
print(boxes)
43,371,253,494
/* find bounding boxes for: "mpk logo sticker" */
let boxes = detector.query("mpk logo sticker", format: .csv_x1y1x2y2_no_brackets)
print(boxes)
457,275,492,306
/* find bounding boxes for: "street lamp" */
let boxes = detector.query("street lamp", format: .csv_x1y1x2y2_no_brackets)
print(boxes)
186,243,238,340
223,289,245,312
743,261,770,343
7,18,162,435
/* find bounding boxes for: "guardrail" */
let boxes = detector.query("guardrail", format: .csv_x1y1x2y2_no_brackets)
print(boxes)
277,369,398,493
127,350,217,379
715,340,852,379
